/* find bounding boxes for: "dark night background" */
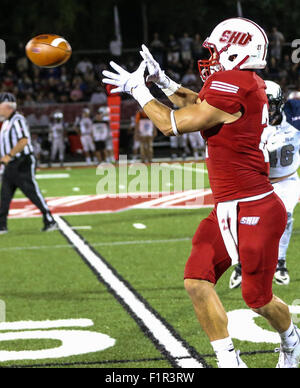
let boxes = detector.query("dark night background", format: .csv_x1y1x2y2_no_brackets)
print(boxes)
1,0,300,51
0,0,299,164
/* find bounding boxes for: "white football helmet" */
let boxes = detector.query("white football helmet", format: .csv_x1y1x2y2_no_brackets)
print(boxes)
98,106,110,122
198,18,269,82
53,111,64,121
265,80,282,101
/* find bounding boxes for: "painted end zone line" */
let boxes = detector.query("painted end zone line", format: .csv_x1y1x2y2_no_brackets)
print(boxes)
53,215,207,369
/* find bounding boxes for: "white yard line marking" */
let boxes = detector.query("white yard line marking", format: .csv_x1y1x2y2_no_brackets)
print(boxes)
0,238,191,253
0,319,93,331
54,215,205,368
160,190,213,208
36,174,70,180
72,226,92,231
132,190,201,209
133,223,147,230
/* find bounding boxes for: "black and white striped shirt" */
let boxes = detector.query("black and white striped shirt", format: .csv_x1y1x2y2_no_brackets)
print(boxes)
0,112,34,159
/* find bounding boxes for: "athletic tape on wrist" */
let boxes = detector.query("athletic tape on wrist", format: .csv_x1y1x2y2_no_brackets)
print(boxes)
162,78,181,97
132,86,154,108
170,110,180,137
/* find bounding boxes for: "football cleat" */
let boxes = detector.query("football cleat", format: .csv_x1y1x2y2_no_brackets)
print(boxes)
217,350,248,368
274,260,290,285
229,264,242,289
276,327,300,368
42,222,58,233
0,227,8,235
236,350,248,368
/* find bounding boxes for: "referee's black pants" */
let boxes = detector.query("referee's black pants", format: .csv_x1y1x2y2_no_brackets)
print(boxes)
0,155,54,228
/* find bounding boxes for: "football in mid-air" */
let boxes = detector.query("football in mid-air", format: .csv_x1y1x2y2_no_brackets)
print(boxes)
25,34,72,68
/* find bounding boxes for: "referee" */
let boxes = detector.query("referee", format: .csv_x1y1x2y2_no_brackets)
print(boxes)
0,93,57,234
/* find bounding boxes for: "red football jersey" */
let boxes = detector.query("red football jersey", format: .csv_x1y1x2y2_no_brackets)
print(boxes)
199,70,273,203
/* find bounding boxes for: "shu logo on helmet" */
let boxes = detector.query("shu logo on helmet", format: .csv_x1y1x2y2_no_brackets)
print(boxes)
220,31,253,46
240,217,260,226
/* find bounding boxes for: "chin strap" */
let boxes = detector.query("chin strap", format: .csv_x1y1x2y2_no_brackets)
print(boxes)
233,55,250,70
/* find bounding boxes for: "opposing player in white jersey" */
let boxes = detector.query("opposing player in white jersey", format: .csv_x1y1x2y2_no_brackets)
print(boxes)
135,109,156,163
79,108,97,165
49,112,66,167
188,132,205,160
130,115,141,161
170,134,188,160
230,81,300,289
93,107,110,163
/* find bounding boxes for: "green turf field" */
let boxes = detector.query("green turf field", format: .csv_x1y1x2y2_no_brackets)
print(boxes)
0,164,299,369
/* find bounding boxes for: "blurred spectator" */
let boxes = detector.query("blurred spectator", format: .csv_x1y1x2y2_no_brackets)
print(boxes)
179,32,194,63
16,57,29,74
166,34,180,64
0,28,298,110
150,33,165,66
70,88,83,102
181,67,197,87
269,27,285,62
192,34,204,61
70,77,84,102
90,86,107,104
23,94,35,107
27,109,50,127
76,57,93,74
31,133,42,167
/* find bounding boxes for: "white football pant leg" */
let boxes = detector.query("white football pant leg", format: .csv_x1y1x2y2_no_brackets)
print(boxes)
273,174,300,261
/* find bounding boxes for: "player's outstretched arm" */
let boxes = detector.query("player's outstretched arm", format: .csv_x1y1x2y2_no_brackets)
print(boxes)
140,45,198,107
102,61,241,137
143,99,241,136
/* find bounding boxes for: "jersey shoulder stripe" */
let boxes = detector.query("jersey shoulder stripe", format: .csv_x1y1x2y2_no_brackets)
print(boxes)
210,81,240,94
211,81,239,90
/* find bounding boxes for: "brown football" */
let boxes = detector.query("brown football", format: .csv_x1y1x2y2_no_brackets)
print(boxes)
25,34,72,68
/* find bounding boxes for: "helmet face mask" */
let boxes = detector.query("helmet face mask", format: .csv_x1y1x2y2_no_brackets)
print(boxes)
198,42,226,82
265,80,284,126
198,18,268,82
53,112,64,122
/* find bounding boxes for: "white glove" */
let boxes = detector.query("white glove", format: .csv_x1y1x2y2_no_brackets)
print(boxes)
102,61,147,95
140,45,169,89
140,45,181,96
102,61,154,108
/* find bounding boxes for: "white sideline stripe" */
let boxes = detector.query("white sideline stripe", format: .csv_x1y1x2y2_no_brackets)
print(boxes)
0,319,93,331
54,215,204,369
0,238,191,253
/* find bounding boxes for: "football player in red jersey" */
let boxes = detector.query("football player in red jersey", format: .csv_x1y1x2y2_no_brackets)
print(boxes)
103,18,300,368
